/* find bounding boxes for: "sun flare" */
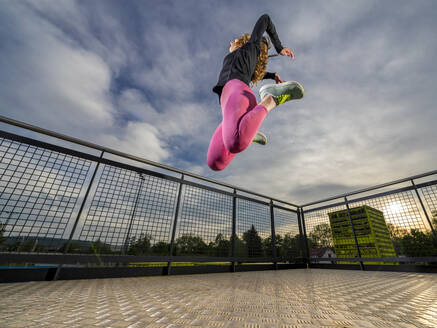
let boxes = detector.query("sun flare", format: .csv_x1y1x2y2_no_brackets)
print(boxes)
385,201,404,214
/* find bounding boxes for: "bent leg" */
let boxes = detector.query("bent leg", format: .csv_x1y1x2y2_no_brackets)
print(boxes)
207,123,236,171
221,80,268,153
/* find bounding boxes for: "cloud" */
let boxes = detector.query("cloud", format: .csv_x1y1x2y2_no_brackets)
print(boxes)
1,0,436,207
117,88,214,139
0,1,171,162
0,3,114,130
99,121,170,162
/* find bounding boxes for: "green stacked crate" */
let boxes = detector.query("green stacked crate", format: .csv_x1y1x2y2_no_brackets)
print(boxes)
328,205,397,265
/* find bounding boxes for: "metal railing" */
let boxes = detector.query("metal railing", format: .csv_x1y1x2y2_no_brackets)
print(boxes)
300,171,437,269
1,115,436,280
0,116,304,279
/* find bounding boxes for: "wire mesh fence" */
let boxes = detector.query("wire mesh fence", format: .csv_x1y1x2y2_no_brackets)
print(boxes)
273,208,302,259
302,181,437,267
76,165,180,256
0,137,92,252
422,184,437,220
236,199,271,258
1,117,436,277
0,129,300,272
176,185,233,257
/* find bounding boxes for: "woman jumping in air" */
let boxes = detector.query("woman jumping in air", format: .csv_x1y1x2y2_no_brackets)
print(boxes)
207,14,304,171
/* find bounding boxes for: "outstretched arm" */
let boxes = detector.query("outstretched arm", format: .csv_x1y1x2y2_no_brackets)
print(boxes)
248,14,283,54
250,14,295,60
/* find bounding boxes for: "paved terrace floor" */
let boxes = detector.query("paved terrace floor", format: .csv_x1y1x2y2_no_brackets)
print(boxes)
0,269,436,328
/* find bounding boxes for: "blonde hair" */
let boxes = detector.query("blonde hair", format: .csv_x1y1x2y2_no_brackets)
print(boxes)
234,33,269,85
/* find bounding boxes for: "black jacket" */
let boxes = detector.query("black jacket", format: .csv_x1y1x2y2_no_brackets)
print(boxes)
213,14,284,99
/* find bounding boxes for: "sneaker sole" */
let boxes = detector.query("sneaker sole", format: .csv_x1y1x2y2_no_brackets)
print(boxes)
260,81,305,100
253,131,267,145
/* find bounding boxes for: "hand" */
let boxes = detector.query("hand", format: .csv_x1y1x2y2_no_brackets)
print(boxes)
280,47,294,59
274,73,284,84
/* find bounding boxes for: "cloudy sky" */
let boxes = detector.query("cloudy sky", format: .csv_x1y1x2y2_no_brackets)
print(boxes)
1,0,436,205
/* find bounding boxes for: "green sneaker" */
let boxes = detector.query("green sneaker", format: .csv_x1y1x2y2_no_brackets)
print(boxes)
259,81,305,105
252,131,267,145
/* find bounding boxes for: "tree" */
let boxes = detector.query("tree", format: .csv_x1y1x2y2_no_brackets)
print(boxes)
88,239,113,255
262,235,271,257
400,229,437,257
279,233,304,260
151,241,170,255
431,210,437,230
0,224,5,247
242,225,263,257
309,223,333,248
232,234,246,257
8,238,46,252
262,234,283,257
127,233,152,255
387,223,409,239
387,223,409,256
212,233,231,257
174,234,207,256
58,241,84,253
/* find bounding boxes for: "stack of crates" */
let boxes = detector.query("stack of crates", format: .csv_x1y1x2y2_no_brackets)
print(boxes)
328,205,397,265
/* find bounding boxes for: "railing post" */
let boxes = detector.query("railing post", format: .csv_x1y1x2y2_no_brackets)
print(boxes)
270,200,278,270
167,174,184,275
411,180,437,245
297,207,306,262
123,173,145,255
344,197,364,270
54,151,104,281
300,208,310,267
231,189,237,272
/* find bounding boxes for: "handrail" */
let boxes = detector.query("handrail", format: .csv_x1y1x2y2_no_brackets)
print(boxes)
300,169,437,208
0,115,299,208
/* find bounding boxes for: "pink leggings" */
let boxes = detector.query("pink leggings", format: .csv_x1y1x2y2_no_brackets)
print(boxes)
207,79,268,171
